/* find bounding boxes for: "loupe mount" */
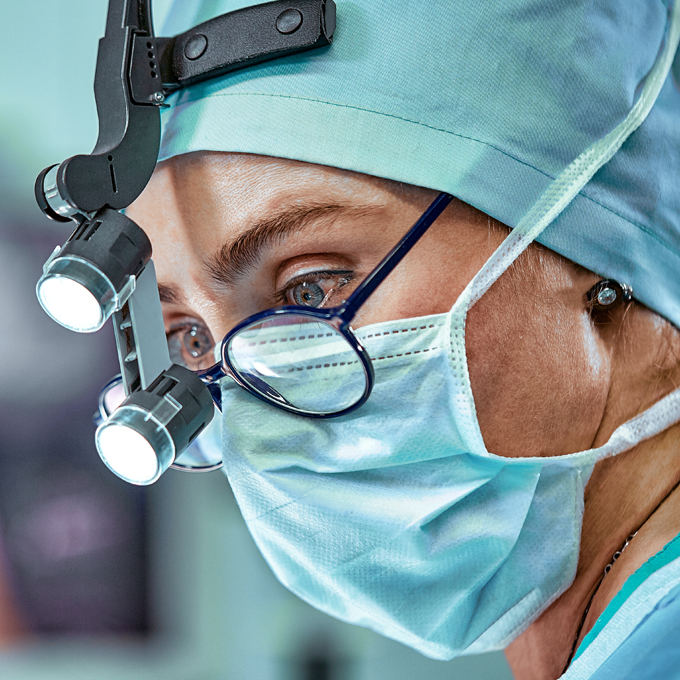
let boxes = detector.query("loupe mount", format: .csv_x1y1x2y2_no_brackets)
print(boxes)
34,0,336,483
36,0,162,219
36,0,335,221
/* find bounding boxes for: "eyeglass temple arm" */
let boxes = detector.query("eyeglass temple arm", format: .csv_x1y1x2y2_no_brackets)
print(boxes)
338,192,453,322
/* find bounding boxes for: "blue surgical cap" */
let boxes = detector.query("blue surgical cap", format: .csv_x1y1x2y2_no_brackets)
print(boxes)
160,0,680,327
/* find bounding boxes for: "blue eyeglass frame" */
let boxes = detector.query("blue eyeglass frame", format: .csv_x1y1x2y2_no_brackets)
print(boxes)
197,192,453,417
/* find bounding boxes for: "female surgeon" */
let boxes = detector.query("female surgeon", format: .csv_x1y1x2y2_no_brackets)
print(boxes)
126,1,680,678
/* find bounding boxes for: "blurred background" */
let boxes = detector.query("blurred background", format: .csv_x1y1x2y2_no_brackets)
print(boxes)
0,1,514,678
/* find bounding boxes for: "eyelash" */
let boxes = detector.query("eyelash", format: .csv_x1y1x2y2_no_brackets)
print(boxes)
275,269,355,307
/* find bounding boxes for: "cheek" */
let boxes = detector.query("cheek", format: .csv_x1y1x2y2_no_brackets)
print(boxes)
466,288,611,458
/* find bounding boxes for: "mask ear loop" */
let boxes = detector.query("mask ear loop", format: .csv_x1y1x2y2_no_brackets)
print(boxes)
446,2,680,455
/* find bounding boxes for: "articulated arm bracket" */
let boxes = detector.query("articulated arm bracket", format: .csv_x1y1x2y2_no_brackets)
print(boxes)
37,0,335,220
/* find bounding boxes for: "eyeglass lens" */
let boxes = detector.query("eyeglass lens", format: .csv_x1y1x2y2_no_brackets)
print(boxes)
226,314,368,415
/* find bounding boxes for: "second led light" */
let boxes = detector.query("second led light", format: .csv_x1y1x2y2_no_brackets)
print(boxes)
36,208,152,333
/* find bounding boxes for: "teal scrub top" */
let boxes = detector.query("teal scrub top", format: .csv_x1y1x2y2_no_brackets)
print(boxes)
563,531,680,679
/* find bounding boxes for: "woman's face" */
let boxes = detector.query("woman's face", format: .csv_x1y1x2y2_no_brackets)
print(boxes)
128,151,610,458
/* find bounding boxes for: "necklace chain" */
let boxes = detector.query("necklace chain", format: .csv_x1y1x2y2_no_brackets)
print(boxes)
562,476,680,675
603,531,638,578
563,530,638,671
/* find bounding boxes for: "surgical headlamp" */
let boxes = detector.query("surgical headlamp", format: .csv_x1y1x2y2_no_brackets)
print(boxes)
96,364,215,485
37,207,151,332
35,0,336,484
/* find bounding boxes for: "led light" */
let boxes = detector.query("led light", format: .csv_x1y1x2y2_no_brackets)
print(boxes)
37,271,104,332
95,374,223,473
35,208,151,333
37,255,124,333
96,422,161,485
96,404,175,485
95,365,215,485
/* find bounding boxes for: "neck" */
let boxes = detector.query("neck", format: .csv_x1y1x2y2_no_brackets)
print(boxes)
505,422,680,680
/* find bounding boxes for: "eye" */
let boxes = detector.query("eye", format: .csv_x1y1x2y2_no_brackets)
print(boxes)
292,281,326,307
279,270,354,308
167,321,216,371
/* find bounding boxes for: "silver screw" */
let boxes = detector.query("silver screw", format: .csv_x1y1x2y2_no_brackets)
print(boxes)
151,92,165,103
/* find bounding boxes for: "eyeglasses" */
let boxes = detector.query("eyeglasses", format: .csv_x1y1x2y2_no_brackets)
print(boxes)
96,192,452,472
99,192,452,435
197,192,453,417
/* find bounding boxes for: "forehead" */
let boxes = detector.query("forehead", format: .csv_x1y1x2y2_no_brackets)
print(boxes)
128,151,410,268
137,152,397,223
126,152,413,308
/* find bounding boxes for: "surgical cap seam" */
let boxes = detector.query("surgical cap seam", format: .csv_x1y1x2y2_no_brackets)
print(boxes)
172,91,555,174
167,91,680,260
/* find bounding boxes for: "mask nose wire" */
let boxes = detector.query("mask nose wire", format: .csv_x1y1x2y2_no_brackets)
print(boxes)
458,0,680,312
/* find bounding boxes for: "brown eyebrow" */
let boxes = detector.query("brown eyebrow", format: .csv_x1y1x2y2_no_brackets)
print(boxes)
158,282,186,305
205,203,380,288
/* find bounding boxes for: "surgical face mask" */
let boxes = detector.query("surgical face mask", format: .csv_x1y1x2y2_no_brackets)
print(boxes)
219,297,680,660
216,17,680,660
